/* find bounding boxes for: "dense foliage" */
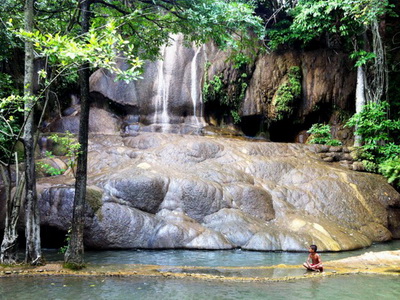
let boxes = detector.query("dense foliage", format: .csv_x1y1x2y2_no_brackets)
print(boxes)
345,101,400,186
202,66,249,124
267,0,400,189
267,0,393,51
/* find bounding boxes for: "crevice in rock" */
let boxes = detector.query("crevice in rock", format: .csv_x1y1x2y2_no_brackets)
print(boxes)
40,226,67,249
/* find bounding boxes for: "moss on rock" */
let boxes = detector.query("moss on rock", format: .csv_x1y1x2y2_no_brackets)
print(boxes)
86,186,103,220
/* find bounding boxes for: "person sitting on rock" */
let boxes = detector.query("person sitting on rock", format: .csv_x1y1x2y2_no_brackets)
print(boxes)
303,244,323,272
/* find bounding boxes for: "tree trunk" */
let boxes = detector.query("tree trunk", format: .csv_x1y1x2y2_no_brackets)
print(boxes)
0,158,24,264
23,0,43,265
354,65,366,147
64,0,91,267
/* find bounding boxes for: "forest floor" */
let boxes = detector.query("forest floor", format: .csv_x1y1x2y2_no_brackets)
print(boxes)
1,250,400,282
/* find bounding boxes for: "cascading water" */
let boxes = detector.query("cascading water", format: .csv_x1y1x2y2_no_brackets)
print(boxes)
90,34,209,134
150,35,206,133
190,45,203,127
154,44,171,132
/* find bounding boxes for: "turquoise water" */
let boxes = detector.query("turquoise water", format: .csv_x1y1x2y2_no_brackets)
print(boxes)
1,241,399,299
44,239,400,267
0,274,399,299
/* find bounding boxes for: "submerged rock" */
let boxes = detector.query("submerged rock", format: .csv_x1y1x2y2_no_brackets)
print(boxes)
35,133,400,251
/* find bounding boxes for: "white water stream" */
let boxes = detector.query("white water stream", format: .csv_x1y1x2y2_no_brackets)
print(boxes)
190,45,203,127
154,44,171,132
150,35,206,133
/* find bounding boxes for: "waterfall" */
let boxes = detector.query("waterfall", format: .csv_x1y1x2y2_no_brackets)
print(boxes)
154,44,171,132
190,45,203,127
152,35,206,133
125,34,208,134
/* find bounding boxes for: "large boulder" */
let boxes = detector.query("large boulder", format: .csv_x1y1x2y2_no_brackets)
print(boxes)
49,106,121,134
35,133,400,251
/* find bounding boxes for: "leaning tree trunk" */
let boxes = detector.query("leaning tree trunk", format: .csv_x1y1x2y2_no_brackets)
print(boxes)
64,0,91,267
0,158,24,264
354,65,366,147
23,0,43,265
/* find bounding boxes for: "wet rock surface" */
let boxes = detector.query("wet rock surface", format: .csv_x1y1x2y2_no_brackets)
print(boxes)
35,133,400,251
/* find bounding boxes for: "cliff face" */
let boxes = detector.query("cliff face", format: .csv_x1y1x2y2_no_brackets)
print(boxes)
203,47,357,142
2,41,399,252
89,34,208,135
243,50,356,119
84,37,356,141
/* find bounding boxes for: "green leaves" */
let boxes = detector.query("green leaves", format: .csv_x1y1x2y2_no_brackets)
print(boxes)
0,94,26,162
380,158,400,186
37,131,81,177
267,0,392,51
346,101,400,145
350,50,376,67
12,19,144,83
307,123,342,146
345,101,400,186
183,0,264,56
202,60,249,124
8,1,264,85
272,66,302,120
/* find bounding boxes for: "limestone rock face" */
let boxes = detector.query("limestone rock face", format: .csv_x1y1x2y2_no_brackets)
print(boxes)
49,106,121,134
89,34,207,134
35,133,400,251
203,46,356,122
88,36,356,137
242,50,356,119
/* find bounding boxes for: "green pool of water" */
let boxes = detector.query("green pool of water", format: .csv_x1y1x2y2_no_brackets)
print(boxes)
0,274,399,299
2,241,398,299
44,240,400,267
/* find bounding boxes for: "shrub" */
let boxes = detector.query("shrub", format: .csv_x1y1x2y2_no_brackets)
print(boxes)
273,66,302,120
345,101,400,187
380,158,400,187
202,63,248,124
307,123,342,146
36,131,81,177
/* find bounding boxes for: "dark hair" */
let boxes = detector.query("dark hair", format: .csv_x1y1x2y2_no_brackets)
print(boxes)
310,245,318,252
